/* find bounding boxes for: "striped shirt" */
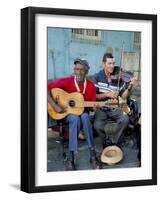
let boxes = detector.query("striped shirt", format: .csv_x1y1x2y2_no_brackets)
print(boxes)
93,70,127,111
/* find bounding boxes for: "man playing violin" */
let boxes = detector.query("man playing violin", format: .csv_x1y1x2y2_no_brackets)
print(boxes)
93,53,136,148
48,58,100,170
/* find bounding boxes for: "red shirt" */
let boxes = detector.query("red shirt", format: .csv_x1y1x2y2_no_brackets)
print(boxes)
48,76,96,101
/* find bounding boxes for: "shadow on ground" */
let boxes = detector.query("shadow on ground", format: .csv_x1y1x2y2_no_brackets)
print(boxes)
47,130,140,172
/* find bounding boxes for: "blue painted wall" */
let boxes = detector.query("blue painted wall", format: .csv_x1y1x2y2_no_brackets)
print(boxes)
48,28,140,80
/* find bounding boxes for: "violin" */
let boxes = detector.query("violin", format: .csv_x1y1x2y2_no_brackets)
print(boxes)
111,66,138,114
111,66,134,83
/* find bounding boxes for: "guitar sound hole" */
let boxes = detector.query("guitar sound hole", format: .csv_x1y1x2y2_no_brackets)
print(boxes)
69,100,75,107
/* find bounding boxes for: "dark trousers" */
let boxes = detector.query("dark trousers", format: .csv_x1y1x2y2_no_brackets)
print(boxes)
94,108,129,144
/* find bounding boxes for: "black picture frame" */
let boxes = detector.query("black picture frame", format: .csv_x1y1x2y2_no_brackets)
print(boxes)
21,6,157,193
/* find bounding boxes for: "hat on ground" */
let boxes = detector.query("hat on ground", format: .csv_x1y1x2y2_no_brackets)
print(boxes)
74,58,90,71
101,145,123,165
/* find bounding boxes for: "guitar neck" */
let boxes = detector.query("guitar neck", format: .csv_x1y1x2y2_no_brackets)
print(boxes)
83,101,105,107
83,101,118,108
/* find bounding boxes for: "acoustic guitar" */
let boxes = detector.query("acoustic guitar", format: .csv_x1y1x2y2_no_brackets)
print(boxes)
48,88,118,120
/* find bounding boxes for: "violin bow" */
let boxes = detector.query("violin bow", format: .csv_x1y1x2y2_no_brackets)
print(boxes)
117,42,125,92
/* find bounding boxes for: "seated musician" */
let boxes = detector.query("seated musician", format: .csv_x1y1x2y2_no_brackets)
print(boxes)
48,58,100,170
93,53,136,148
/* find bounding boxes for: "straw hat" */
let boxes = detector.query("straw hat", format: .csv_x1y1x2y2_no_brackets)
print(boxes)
101,145,123,165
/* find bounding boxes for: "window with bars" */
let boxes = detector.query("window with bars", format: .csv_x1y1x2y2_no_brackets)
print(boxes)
72,29,102,42
134,32,141,48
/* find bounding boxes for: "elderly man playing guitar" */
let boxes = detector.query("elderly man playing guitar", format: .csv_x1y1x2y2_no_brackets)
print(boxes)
48,58,101,170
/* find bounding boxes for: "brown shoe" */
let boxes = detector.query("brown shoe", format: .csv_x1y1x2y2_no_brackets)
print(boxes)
90,158,101,169
65,160,76,171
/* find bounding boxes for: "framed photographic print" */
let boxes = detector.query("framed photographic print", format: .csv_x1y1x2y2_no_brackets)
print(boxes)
21,6,157,193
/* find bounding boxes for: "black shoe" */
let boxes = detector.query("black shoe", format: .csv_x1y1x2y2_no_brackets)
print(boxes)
90,158,101,169
65,160,76,171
